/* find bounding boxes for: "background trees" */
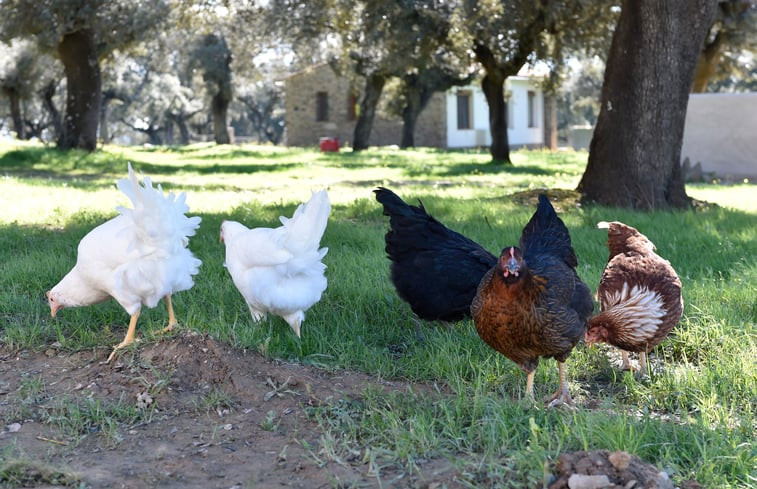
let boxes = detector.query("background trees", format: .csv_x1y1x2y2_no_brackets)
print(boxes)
0,0,170,150
0,0,754,209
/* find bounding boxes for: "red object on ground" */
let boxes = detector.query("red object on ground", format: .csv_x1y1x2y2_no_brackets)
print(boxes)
319,137,339,152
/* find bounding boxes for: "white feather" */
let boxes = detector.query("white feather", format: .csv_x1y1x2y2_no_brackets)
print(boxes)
221,190,331,336
600,282,667,342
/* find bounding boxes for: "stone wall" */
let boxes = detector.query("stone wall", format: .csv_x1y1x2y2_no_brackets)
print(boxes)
284,64,447,148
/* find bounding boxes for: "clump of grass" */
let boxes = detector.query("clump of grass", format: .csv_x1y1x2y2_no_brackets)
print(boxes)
0,458,79,487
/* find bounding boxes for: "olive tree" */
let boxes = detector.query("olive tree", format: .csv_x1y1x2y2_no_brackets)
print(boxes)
0,0,169,150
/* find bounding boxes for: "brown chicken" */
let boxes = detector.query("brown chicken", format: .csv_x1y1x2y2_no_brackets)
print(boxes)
471,194,593,406
585,221,683,374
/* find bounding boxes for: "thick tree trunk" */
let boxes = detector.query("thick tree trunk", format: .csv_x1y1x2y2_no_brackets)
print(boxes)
41,80,63,142
577,0,718,209
481,73,510,163
212,89,231,144
352,73,386,152
400,78,423,149
57,29,101,151
5,89,25,139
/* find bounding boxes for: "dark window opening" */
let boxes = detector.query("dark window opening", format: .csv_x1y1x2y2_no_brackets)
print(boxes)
457,91,471,129
316,91,329,121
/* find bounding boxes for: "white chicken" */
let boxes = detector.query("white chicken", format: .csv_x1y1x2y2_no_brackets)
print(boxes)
46,163,202,362
220,190,330,338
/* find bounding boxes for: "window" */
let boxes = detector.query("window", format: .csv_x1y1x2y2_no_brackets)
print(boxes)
316,91,329,121
527,90,537,128
457,91,471,129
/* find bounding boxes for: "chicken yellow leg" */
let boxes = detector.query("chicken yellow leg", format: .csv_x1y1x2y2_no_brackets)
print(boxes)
547,361,574,407
525,370,536,402
161,294,177,333
107,310,141,363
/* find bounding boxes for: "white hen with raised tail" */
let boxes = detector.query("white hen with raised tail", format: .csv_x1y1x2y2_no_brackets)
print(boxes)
220,190,330,337
46,163,202,362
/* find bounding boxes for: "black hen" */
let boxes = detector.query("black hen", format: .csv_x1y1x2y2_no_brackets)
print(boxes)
374,187,496,323
471,194,593,406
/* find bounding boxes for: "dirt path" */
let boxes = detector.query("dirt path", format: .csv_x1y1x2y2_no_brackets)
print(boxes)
0,331,693,488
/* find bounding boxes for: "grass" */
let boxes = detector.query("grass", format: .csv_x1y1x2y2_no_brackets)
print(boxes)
0,140,755,487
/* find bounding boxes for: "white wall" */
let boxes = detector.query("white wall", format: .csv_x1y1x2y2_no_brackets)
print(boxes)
445,77,544,148
681,93,757,179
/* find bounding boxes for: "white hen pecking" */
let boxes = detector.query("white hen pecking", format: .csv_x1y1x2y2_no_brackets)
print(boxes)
46,163,202,362
220,190,330,338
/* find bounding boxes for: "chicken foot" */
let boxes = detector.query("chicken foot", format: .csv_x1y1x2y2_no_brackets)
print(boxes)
160,294,178,333
620,350,649,376
107,310,141,363
546,361,574,407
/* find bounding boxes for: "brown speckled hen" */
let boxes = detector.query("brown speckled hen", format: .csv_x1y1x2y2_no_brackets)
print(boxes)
585,221,683,374
471,194,593,406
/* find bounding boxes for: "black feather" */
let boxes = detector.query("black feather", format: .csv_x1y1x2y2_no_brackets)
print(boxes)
520,194,578,269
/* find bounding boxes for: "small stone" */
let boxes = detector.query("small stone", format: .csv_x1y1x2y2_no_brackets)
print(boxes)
568,474,612,489
655,471,674,489
6,423,21,433
609,451,632,470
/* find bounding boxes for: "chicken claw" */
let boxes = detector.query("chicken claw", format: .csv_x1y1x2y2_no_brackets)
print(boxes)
106,311,140,363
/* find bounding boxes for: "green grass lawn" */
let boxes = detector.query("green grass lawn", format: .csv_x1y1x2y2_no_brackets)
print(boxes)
1,140,755,487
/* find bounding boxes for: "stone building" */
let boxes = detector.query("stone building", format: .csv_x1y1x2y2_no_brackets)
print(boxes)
284,63,545,149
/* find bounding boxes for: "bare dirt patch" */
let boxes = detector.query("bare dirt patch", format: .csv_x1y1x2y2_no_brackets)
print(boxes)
1,331,458,488
1,331,694,488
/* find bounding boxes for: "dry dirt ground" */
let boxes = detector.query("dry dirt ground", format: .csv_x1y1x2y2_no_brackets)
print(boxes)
0,331,694,489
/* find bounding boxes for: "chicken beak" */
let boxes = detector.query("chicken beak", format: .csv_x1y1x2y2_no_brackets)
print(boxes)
504,257,520,277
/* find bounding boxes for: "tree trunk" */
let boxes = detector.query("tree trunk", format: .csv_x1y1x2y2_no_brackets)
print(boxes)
481,73,510,163
352,73,386,152
543,93,558,150
5,88,25,139
57,29,101,151
167,113,191,145
41,80,63,142
577,0,718,209
212,89,231,144
400,81,422,149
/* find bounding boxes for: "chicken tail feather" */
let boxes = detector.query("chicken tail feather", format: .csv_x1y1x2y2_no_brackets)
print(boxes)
279,189,331,256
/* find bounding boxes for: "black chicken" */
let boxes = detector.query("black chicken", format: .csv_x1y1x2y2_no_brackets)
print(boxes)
471,194,593,406
373,187,496,324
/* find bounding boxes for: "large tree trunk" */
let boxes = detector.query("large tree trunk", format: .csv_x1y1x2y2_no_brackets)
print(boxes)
577,0,718,209
57,29,101,151
40,80,63,142
212,88,231,144
481,73,510,163
352,73,386,152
